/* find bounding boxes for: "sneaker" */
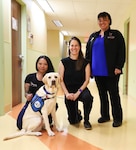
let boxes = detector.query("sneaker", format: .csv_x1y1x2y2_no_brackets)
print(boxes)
84,121,92,130
98,117,110,123
112,121,122,127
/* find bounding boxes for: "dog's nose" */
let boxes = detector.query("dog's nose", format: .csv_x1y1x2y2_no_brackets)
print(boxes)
52,80,56,86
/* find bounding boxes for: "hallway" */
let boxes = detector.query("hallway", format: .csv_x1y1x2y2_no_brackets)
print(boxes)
0,79,136,150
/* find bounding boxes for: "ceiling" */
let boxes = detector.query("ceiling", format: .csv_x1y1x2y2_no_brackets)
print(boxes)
37,0,135,38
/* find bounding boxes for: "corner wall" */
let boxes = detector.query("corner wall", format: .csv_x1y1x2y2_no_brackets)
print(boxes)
0,0,12,115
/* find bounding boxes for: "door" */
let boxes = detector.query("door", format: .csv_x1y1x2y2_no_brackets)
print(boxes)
11,0,22,107
123,20,129,95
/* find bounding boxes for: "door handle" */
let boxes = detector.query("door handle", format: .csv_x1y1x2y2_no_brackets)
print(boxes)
18,54,24,60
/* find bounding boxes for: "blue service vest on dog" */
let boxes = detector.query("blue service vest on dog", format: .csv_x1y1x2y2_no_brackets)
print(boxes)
17,86,55,130
31,94,44,112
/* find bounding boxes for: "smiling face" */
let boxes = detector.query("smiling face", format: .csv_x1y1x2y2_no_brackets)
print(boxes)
69,39,81,58
98,16,110,31
37,58,48,74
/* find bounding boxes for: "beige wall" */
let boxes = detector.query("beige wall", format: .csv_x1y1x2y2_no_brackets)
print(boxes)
119,1,136,99
24,0,48,74
0,0,5,114
0,0,12,115
47,30,62,71
127,4,136,99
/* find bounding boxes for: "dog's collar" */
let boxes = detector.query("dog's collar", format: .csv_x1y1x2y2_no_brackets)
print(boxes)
43,86,55,95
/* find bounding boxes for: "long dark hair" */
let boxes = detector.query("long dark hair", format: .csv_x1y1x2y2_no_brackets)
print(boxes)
68,36,84,70
35,55,54,73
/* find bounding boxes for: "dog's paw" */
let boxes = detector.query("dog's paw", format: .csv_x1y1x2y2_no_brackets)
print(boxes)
35,132,42,136
47,130,55,136
56,126,63,132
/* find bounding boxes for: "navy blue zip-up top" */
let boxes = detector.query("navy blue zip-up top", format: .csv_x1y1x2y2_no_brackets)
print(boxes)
85,28,126,77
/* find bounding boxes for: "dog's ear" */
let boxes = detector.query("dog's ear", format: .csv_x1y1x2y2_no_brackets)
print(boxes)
42,75,47,84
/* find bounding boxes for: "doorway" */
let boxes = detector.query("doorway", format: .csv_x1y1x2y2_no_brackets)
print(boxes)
123,19,130,95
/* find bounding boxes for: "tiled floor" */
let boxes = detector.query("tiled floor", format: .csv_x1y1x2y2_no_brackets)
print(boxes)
0,79,136,150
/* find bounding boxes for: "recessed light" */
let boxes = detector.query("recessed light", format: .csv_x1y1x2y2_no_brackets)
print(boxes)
52,20,63,27
36,0,54,13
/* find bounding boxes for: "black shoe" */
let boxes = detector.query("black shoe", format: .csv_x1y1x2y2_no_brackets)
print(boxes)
78,109,81,115
78,109,82,122
98,117,110,123
71,122,80,128
70,120,81,128
112,121,122,127
84,121,92,130
78,115,82,122
69,115,82,125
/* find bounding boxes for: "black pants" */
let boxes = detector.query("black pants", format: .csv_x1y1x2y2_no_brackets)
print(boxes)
95,75,123,122
65,88,93,124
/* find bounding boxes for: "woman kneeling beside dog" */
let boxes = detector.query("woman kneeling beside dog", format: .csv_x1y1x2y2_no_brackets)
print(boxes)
17,55,58,130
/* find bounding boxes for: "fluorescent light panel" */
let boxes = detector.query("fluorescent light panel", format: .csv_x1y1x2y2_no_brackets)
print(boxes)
36,0,54,13
53,20,63,27
61,31,68,36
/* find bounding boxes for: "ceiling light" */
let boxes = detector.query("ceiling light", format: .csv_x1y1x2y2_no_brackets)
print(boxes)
53,20,63,27
61,31,68,36
35,0,54,13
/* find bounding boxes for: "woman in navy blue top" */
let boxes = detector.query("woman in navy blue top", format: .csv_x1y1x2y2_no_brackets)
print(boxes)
86,12,126,127
59,37,93,130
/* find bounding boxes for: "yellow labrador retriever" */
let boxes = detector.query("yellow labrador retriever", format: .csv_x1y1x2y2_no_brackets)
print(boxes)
4,72,61,140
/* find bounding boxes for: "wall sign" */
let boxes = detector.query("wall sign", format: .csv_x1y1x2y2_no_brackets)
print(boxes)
12,17,18,31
